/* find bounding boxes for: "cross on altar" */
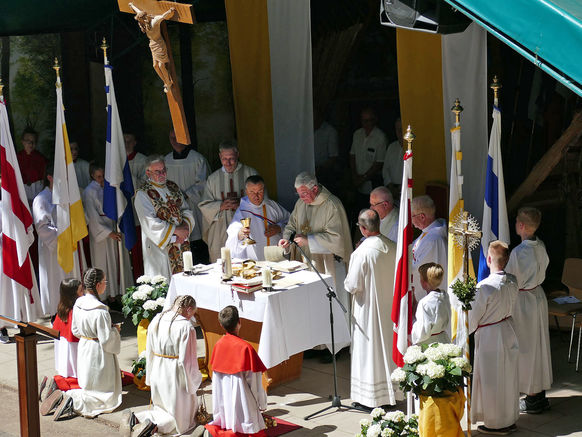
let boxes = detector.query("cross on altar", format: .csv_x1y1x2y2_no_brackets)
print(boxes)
118,0,194,145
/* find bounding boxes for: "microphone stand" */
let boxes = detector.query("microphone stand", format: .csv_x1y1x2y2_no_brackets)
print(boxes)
289,239,359,420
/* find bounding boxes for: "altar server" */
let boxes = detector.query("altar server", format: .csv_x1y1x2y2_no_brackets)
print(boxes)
506,207,552,414
83,164,132,299
135,156,195,279
345,209,398,409
470,241,519,435
127,295,202,436
198,141,257,262
33,165,86,316
226,175,289,261
205,305,268,437
410,195,447,301
411,263,451,346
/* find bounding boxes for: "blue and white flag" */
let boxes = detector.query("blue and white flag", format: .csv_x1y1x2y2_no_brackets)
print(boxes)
478,104,509,280
103,63,136,251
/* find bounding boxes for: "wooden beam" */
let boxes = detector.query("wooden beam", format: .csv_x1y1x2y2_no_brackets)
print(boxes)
507,111,582,213
118,0,195,24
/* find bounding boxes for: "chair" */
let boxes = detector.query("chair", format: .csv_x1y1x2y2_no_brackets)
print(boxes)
547,258,582,366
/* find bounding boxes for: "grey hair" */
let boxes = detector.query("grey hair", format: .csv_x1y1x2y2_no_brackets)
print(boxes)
294,171,318,189
370,186,394,204
218,140,238,153
411,195,436,217
146,154,165,170
358,209,380,233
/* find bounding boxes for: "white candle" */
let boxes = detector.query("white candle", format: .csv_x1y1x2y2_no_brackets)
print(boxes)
182,251,193,272
221,247,232,278
262,267,272,287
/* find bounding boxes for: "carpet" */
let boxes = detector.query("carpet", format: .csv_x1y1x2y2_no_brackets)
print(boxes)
265,416,302,437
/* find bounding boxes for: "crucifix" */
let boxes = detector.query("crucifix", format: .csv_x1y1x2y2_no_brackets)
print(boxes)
449,210,481,437
118,0,194,145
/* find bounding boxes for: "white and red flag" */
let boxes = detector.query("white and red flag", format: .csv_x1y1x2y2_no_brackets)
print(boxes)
391,147,414,367
0,93,40,322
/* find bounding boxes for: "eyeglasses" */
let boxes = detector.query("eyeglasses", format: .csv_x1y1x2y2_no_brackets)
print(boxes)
412,213,424,218
370,201,386,207
149,168,167,176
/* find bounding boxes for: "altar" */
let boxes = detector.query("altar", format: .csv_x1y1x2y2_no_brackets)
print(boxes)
166,267,351,390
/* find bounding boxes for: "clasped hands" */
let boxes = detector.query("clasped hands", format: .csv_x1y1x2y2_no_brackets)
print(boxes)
173,222,190,245
278,233,308,250
220,198,240,211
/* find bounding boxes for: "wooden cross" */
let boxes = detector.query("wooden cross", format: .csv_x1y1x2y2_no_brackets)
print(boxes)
118,0,194,145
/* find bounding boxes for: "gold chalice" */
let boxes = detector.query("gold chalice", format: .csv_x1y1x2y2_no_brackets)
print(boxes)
240,217,256,245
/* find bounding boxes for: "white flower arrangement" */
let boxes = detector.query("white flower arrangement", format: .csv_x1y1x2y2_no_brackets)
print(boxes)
123,276,169,325
358,409,418,437
136,275,152,284
143,300,158,311
137,284,154,295
391,343,471,397
151,275,167,285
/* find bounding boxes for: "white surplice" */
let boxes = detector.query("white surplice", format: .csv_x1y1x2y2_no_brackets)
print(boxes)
32,187,85,316
506,237,552,394
225,196,290,261
128,151,148,191
73,159,91,190
69,294,122,417
82,181,133,298
345,234,398,407
382,140,404,186
135,181,195,279
411,218,448,301
380,207,399,243
135,311,202,435
411,290,451,347
469,272,519,429
198,163,257,262
165,149,210,241
0,200,41,328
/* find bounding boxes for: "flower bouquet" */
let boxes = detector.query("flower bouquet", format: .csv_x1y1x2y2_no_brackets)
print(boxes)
449,276,477,311
357,409,419,437
122,275,169,326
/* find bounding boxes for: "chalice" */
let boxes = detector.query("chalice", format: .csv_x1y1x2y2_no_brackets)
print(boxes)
240,217,256,245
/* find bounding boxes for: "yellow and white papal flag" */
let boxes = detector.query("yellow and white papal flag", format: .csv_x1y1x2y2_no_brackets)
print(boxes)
53,75,87,273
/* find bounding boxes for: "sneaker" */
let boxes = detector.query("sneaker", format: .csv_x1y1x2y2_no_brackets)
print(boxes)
40,390,63,416
477,425,512,435
132,419,156,437
119,408,135,437
53,394,75,421
519,398,542,414
38,375,48,401
45,377,58,400
0,328,9,344
351,402,373,413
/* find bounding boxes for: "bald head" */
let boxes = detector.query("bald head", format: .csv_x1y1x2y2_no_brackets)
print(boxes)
370,186,394,219
358,209,380,237
411,195,436,230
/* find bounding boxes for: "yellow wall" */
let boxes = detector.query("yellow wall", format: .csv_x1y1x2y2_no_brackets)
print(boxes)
224,0,278,197
397,28,447,196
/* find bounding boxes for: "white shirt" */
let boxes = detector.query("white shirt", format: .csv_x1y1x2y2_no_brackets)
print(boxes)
314,121,339,166
350,126,386,194
382,140,404,186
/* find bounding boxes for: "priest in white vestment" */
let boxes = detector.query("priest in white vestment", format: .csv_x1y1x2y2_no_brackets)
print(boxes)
198,141,257,262
70,141,91,190
134,295,202,435
206,305,267,437
411,263,451,346
67,268,122,418
345,209,398,409
226,175,289,261
410,195,447,301
370,186,399,242
32,169,86,316
82,166,132,299
135,156,195,280
506,207,552,412
165,129,210,242
279,172,352,327
469,241,519,434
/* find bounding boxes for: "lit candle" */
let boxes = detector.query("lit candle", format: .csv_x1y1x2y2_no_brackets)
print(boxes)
221,247,232,279
262,267,272,288
182,251,193,272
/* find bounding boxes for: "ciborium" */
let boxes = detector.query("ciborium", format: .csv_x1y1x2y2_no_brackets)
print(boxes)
240,217,256,245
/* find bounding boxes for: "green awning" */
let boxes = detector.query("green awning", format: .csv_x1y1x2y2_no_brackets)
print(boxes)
444,0,582,96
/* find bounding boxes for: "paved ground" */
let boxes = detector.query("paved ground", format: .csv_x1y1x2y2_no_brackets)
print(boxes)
0,315,581,436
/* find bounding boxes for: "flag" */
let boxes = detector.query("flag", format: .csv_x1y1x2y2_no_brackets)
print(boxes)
0,95,34,289
103,63,136,250
391,148,414,367
478,104,509,280
53,77,87,273
447,124,475,347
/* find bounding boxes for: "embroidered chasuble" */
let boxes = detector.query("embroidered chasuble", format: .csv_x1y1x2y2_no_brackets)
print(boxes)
198,163,257,262
135,180,194,278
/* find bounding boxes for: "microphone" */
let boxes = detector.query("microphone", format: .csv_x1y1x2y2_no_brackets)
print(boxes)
287,231,296,245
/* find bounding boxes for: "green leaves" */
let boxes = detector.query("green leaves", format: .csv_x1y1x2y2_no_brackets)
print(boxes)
450,277,477,311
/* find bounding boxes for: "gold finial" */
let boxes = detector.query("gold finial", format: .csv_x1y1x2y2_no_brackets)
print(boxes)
53,57,61,87
403,125,415,152
490,75,501,103
451,98,463,125
101,38,109,63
